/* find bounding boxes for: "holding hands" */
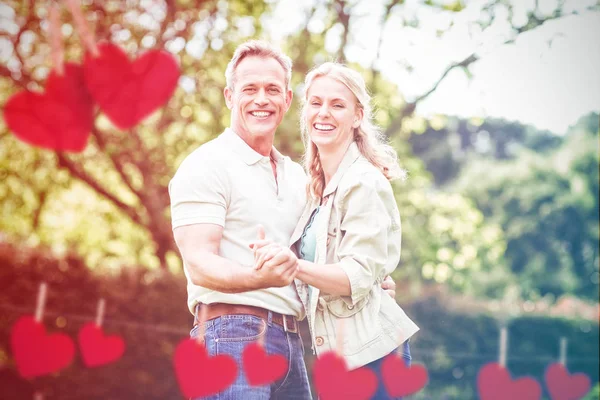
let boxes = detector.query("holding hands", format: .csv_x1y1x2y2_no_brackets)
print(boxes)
249,225,299,287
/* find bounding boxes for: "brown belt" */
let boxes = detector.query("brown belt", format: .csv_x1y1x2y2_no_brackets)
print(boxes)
195,303,298,334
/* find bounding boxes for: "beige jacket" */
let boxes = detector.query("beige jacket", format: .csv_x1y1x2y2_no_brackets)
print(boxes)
290,142,419,370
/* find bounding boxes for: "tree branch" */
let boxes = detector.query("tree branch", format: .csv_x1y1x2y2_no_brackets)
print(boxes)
90,125,141,197
32,189,47,230
383,53,478,137
156,0,177,49
370,0,402,82
13,0,38,75
334,0,351,63
55,152,146,226
0,65,28,90
382,3,590,138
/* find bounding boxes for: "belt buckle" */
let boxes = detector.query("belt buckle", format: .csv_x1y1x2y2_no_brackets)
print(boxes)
282,315,297,333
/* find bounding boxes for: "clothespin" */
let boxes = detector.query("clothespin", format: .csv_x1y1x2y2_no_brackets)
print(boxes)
48,2,64,75
95,298,106,327
33,283,47,399
65,0,99,57
34,282,47,323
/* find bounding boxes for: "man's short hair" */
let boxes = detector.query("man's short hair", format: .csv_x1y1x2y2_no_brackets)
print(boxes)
225,40,293,91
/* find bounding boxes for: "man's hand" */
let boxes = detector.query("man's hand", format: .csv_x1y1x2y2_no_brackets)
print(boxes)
254,244,299,287
382,275,396,299
249,225,299,287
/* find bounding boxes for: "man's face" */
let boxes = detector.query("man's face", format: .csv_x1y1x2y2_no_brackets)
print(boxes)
224,56,293,142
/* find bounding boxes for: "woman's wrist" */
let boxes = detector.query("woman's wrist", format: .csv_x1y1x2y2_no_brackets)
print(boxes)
297,259,310,281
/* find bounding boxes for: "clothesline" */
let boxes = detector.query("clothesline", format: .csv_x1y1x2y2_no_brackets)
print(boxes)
1,302,597,364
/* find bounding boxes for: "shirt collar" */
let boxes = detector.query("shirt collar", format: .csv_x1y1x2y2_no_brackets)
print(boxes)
222,128,284,165
322,141,362,197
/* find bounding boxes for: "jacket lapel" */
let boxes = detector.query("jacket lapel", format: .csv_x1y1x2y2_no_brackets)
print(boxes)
289,197,318,249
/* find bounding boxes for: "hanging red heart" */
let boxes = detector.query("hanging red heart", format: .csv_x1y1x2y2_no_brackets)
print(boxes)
10,315,76,378
83,42,179,130
3,63,94,152
242,342,287,386
77,322,125,368
545,363,591,400
313,352,378,400
173,338,238,398
381,354,428,396
478,362,542,400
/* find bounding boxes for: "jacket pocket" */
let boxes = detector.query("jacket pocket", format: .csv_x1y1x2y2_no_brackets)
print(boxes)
325,295,368,318
323,294,381,356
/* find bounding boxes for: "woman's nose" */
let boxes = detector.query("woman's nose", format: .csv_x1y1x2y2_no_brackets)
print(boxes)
317,105,330,118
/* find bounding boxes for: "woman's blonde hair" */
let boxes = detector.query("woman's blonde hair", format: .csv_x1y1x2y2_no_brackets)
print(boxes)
300,62,405,200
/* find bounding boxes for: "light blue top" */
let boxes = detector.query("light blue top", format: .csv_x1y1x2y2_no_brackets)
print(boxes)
299,206,320,304
299,206,320,263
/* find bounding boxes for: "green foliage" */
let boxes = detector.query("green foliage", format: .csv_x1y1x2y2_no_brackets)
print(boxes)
584,383,600,400
1,242,597,399
1,0,597,306
454,114,600,301
0,240,190,399
409,116,564,186
408,296,599,400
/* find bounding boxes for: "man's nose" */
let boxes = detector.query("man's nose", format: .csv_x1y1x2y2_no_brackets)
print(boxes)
254,88,268,106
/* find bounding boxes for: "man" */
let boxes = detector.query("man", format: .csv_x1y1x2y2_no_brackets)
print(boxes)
169,40,396,400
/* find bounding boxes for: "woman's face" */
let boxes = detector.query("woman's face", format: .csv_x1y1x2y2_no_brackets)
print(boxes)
304,75,363,152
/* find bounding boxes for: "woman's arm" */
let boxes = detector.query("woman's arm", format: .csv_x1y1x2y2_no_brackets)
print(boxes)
296,259,351,296
328,172,401,305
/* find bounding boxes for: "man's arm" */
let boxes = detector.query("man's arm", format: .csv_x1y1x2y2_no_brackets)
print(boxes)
174,223,298,292
174,224,261,293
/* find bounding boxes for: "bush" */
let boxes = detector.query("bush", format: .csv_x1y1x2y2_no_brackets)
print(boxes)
0,241,598,399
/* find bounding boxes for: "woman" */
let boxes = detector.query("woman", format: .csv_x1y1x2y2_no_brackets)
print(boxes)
254,62,419,399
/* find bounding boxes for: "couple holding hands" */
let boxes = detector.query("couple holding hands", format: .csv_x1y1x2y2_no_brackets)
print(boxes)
169,40,419,399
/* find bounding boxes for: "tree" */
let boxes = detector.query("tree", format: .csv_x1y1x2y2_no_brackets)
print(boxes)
455,113,599,300
408,116,564,186
1,0,594,276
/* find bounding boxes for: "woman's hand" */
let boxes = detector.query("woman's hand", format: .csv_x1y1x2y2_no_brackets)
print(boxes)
382,275,396,298
248,225,295,271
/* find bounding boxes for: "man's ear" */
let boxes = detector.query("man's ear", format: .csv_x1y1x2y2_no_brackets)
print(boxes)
285,88,293,111
224,87,233,110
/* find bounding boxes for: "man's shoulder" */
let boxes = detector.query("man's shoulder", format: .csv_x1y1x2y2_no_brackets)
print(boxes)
176,135,231,173
284,157,307,180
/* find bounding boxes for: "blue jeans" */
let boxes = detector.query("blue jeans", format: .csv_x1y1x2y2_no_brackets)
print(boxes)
189,312,312,400
364,340,412,400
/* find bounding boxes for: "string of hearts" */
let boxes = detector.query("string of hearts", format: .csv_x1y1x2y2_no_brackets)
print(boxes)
3,0,180,153
7,283,594,399
10,283,126,379
173,307,428,400
173,322,593,400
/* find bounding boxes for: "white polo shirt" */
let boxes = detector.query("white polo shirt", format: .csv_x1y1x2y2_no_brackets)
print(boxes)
169,128,307,317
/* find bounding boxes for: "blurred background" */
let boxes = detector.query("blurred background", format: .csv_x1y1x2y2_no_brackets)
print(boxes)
0,0,598,399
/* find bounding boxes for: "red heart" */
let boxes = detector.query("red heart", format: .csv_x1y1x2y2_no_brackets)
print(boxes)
313,352,378,400
10,315,76,378
3,63,94,152
77,323,125,368
83,42,179,130
478,362,542,400
545,363,591,400
381,354,428,396
173,338,238,398
242,342,287,386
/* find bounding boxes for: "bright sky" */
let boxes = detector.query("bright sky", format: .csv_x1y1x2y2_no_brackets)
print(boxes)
265,0,600,134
